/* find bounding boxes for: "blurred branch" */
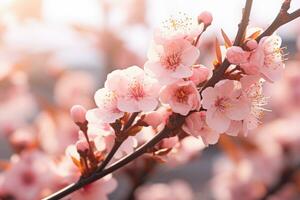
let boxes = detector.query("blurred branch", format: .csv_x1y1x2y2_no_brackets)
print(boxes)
125,160,156,200
259,163,300,200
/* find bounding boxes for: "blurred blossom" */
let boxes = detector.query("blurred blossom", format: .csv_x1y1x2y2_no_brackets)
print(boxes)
36,111,78,156
54,71,95,109
135,180,194,200
0,150,57,200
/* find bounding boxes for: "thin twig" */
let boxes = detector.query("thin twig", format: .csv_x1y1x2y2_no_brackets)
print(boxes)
97,112,139,172
96,141,122,172
200,0,253,92
43,0,300,199
257,0,300,41
43,114,185,200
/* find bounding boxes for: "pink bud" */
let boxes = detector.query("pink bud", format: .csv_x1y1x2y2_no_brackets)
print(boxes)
76,140,89,152
144,106,172,128
198,11,213,26
162,136,179,149
189,65,210,85
226,46,250,65
70,105,87,123
246,39,258,50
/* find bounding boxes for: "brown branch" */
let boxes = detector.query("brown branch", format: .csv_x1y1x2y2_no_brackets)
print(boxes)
259,163,300,200
200,0,253,92
97,112,139,172
43,114,185,200
257,0,300,41
43,0,300,199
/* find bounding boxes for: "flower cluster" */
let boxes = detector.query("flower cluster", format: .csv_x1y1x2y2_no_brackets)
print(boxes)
1,1,295,198
52,9,288,198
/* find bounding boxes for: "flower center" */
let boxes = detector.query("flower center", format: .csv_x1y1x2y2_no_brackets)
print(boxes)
175,87,190,103
215,97,230,112
21,170,36,185
161,53,181,71
129,81,145,100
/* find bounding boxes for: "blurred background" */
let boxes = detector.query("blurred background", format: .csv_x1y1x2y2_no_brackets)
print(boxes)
1,0,300,199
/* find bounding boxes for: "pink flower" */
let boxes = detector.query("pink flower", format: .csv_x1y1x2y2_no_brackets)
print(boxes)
168,136,205,165
106,66,160,113
245,39,258,50
188,65,210,85
54,71,95,109
135,180,194,200
202,80,250,132
161,136,179,149
182,111,220,145
154,12,204,42
145,38,200,84
240,35,285,82
240,75,268,135
198,11,213,26
70,175,117,200
75,139,89,152
1,151,57,200
226,46,250,65
159,80,201,115
257,35,285,82
70,105,87,124
86,88,124,123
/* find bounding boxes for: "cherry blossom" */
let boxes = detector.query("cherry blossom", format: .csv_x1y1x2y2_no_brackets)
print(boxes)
135,180,194,200
154,12,204,42
182,111,220,145
106,66,160,113
188,65,210,85
86,88,124,123
145,38,200,84
159,80,201,115
198,11,213,26
202,80,250,133
0,151,57,200
228,35,285,83
70,105,87,124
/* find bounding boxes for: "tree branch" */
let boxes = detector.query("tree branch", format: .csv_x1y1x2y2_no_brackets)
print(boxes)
259,163,300,200
97,112,139,172
200,0,253,92
43,114,185,200
43,0,300,199
257,0,300,41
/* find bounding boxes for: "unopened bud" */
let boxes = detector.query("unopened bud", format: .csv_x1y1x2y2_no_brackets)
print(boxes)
70,105,87,124
198,11,213,26
75,140,89,153
246,39,258,51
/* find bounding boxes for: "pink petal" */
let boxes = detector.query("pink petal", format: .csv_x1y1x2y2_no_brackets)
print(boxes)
138,97,158,112
201,87,217,109
260,62,284,83
117,99,139,113
181,45,200,66
226,120,242,136
171,64,193,78
226,98,250,120
201,130,220,145
206,108,231,133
